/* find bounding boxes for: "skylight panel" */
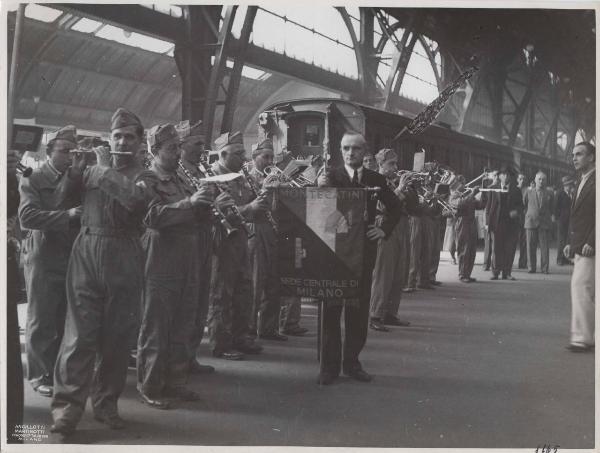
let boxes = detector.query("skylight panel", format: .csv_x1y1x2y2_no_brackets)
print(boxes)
71,17,103,33
25,4,62,23
95,25,173,54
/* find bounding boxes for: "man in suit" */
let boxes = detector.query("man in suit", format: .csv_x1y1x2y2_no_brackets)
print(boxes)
317,132,402,385
555,175,575,265
523,171,555,274
487,166,523,280
564,142,595,352
516,173,528,268
482,169,499,271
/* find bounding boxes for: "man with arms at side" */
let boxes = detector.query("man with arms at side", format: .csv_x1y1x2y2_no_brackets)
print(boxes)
516,173,528,269
317,132,402,385
19,126,81,398
564,142,595,352
523,171,555,274
555,175,575,265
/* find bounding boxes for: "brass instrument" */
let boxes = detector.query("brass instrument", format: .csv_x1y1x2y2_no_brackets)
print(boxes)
17,162,33,177
241,163,279,234
197,156,254,238
262,163,314,188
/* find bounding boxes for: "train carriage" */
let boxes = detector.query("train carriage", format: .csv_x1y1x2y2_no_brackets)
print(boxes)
258,98,572,185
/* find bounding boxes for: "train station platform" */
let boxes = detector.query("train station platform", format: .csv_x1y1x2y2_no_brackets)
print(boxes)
19,249,594,449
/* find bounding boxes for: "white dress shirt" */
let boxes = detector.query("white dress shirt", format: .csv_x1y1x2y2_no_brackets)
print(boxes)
576,168,595,201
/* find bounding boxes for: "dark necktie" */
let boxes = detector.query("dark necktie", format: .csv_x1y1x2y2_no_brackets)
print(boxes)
352,169,359,186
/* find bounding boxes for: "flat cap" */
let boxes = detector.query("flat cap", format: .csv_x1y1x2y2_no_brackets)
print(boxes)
147,123,179,148
251,138,274,157
49,125,78,147
214,131,244,151
375,148,397,166
111,107,142,131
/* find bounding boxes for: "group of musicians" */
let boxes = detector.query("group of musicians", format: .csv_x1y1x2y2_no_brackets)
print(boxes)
8,105,588,439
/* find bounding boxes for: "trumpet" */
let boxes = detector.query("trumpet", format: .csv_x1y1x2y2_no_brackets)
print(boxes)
17,162,33,177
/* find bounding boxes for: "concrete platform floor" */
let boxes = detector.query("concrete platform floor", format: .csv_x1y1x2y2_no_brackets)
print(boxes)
18,249,594,448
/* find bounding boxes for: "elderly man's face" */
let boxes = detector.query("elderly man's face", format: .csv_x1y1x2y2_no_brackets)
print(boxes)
535,173,547,188
341,134,366,169
572,144,595,173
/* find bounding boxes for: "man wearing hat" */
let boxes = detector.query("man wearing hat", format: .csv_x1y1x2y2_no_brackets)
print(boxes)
51,108,152,435
207,131,267,359
488,165,524,280
18,126,81,398
555,175,575,265
369,149,417,331
174,121,216,374
136,123,218,409
245,138,287,341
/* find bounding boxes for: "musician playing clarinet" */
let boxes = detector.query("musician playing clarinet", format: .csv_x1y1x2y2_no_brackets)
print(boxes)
316,131,402,385
136,123,218,409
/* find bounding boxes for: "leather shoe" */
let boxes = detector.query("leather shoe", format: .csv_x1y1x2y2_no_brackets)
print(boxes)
344,368,372,382
369,318,389,332
430,280,442,286
34,384,53,397
94,410,126,429
460,277,472,283
139,392,170,410
190,360,215,374
528,270,536,274
417,284,435,290
317,372,336,385
50,419,76,435
490,275,499,280
402,287,416,293
282,326,308,336
213,349,244,360
565,344,594,353
259,332,288,341
468,277,477,282
234,341,263,354
384,316,410,327
164,386,201,401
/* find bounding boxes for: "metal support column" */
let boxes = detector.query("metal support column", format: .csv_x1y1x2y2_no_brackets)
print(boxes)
8,4,26,147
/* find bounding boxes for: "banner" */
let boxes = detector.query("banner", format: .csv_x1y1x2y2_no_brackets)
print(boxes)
276,187,369,304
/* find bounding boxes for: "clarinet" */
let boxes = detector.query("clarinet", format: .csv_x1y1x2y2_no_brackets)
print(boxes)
196,157,254,239
240,163,279,235
177,160,238,237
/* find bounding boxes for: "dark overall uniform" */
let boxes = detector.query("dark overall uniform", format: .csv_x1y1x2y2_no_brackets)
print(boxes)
18,162,78,390
176,160,213,363
137,162,212,397
247,167,281,336
207,162,254,353
52,162,150,427
450,191,483,280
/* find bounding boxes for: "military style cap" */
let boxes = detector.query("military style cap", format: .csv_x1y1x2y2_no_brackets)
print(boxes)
176,120,205,144
251,138,274,157
561,175,576,186
147,123,179,148
111,107,143,131
214,131,244,151
49,125,78,147
78,136,107,150
375,148,397,166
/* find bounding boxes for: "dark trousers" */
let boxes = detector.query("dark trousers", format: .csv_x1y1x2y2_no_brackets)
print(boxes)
526,228,550,273
322,244,376,375
556,222,570,264
483,229,492,269
7,247,24,444
456,217,477,279
491,223,519,277
518,224,527,268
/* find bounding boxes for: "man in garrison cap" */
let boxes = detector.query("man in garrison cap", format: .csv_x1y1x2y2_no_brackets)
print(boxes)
51,108,153,435
18,126,81,399
245,138,287,341
135,124,218,409
172,120,216,374
206,131,267,360
555,175,576,265
369,149,418,332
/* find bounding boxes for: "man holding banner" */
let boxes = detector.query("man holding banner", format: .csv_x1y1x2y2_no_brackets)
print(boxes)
314,132,402,385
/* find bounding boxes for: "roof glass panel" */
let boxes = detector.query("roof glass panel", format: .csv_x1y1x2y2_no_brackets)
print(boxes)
71,17,103,33
25,4,62,23
95,25,173,53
